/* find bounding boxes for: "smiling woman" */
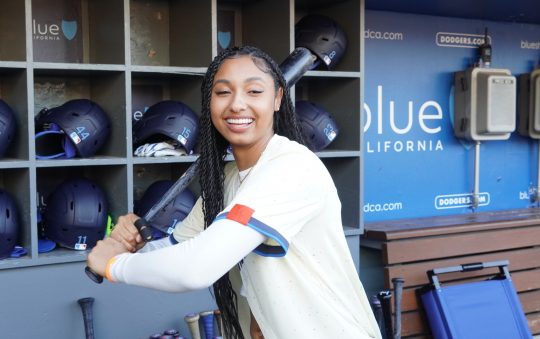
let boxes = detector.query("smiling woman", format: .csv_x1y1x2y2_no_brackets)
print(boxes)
210,55,281,170
87,46,382,339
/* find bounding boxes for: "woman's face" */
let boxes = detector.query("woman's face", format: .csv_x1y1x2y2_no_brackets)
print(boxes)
210,55,283,151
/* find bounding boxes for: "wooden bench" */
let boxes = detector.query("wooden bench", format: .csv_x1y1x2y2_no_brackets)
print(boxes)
362,208,540,338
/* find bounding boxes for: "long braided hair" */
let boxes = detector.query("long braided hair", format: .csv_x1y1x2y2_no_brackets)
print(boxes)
198,46,305,338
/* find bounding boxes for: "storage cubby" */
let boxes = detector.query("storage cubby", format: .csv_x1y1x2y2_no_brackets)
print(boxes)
37,165,128,220
31,0,124,64
33,69,127,158
295,76,361,152
0,0,364,273
130,0,213,67
295,0,361,73
322,157,360,231
217,0,292,62
131,72,204,123
0,0,26,62
0,68,29,161
0,169,31,259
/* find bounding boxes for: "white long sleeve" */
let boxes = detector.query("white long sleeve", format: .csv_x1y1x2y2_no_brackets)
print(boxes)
107,218,265,292
138,236,173,253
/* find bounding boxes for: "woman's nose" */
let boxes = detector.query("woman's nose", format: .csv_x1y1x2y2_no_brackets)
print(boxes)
230,93,247,112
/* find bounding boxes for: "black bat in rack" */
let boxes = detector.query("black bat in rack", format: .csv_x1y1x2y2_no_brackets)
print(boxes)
84,47,319,284
78,297,96,339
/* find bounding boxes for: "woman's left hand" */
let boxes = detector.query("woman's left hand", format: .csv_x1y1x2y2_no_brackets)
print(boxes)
87,237,129,278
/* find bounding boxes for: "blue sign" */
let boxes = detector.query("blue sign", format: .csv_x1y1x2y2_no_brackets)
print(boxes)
364,10,540,221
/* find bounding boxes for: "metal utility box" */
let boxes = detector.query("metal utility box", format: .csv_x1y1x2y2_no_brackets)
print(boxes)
454,67,516,140
518,68,540,138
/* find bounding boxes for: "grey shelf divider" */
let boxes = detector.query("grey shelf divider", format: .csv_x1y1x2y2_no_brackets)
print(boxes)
0,0,364,270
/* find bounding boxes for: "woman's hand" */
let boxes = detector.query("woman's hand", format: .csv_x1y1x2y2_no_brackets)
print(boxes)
109,213,146,252
87,237,129,277
250,311,265,339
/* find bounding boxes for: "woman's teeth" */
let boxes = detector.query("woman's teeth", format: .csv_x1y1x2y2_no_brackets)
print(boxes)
226,118,253,124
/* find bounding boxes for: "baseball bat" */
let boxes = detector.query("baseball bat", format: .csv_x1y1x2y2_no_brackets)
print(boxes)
213,309,223,337
392,277,405,339
185,313,201,339
77,297,95,339
377,290,393,339
199,310,215,339
84,47,319,284
369,294,384,333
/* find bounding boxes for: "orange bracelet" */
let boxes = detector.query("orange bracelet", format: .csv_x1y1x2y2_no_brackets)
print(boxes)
105,257,118,282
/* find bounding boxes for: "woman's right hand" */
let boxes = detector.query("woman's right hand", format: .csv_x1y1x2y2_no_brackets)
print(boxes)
109,213,146,252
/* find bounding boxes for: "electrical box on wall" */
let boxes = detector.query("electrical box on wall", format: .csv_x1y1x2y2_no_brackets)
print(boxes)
518,68,540,139
454,67,516,140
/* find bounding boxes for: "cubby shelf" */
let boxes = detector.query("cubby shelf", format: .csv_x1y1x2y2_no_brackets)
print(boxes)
0,0,363,270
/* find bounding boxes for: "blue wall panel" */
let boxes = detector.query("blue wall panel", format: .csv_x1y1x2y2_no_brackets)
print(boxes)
364,10,540,221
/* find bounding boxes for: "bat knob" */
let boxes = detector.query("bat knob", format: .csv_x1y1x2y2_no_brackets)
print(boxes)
85,266,103,284
134,218,154,242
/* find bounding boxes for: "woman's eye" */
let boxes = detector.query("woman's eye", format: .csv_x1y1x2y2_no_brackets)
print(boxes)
248,89,263,94
215,90,230,95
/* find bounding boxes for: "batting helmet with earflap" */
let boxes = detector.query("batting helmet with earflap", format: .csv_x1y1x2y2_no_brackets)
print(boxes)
295,14,347,70
43,178,108,250
35,99,111,159
295,100,339,152
0,189,19,259
0,100,17,158
132,100,199,154
136,180,197,237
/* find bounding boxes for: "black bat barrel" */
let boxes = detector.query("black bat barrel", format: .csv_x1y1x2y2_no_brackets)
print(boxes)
280,47,317,87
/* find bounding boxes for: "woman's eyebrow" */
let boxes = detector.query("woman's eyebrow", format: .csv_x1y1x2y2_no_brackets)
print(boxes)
245,76,265,83
213,77,266,85
213,79,230,85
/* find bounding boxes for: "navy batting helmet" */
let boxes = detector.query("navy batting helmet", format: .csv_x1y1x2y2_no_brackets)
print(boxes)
43,178,108,250
295,100,339,151
35,99,111,159
136,180,196,237
0,100,17,158
295,14,347,70
0,190,19,259
133,100,199,154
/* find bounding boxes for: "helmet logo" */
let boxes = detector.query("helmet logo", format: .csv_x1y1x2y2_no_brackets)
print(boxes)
70,132,81,144
329,50,337,59
177,127,191,146
70,126,90,144
167,218,179,234
324,123,337,141
75,235,87,250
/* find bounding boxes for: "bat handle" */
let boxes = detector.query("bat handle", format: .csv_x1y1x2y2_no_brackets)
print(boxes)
185,313,201,339
78,297,95,339
392,277,405,339
84,218,152,284
377,290,393,339
134,217,154,242
85,266,103,284
369,294,384,333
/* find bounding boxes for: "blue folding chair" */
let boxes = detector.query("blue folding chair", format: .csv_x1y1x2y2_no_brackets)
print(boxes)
420,260,532,339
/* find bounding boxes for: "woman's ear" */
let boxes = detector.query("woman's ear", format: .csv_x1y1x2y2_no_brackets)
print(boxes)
274,87,284,111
